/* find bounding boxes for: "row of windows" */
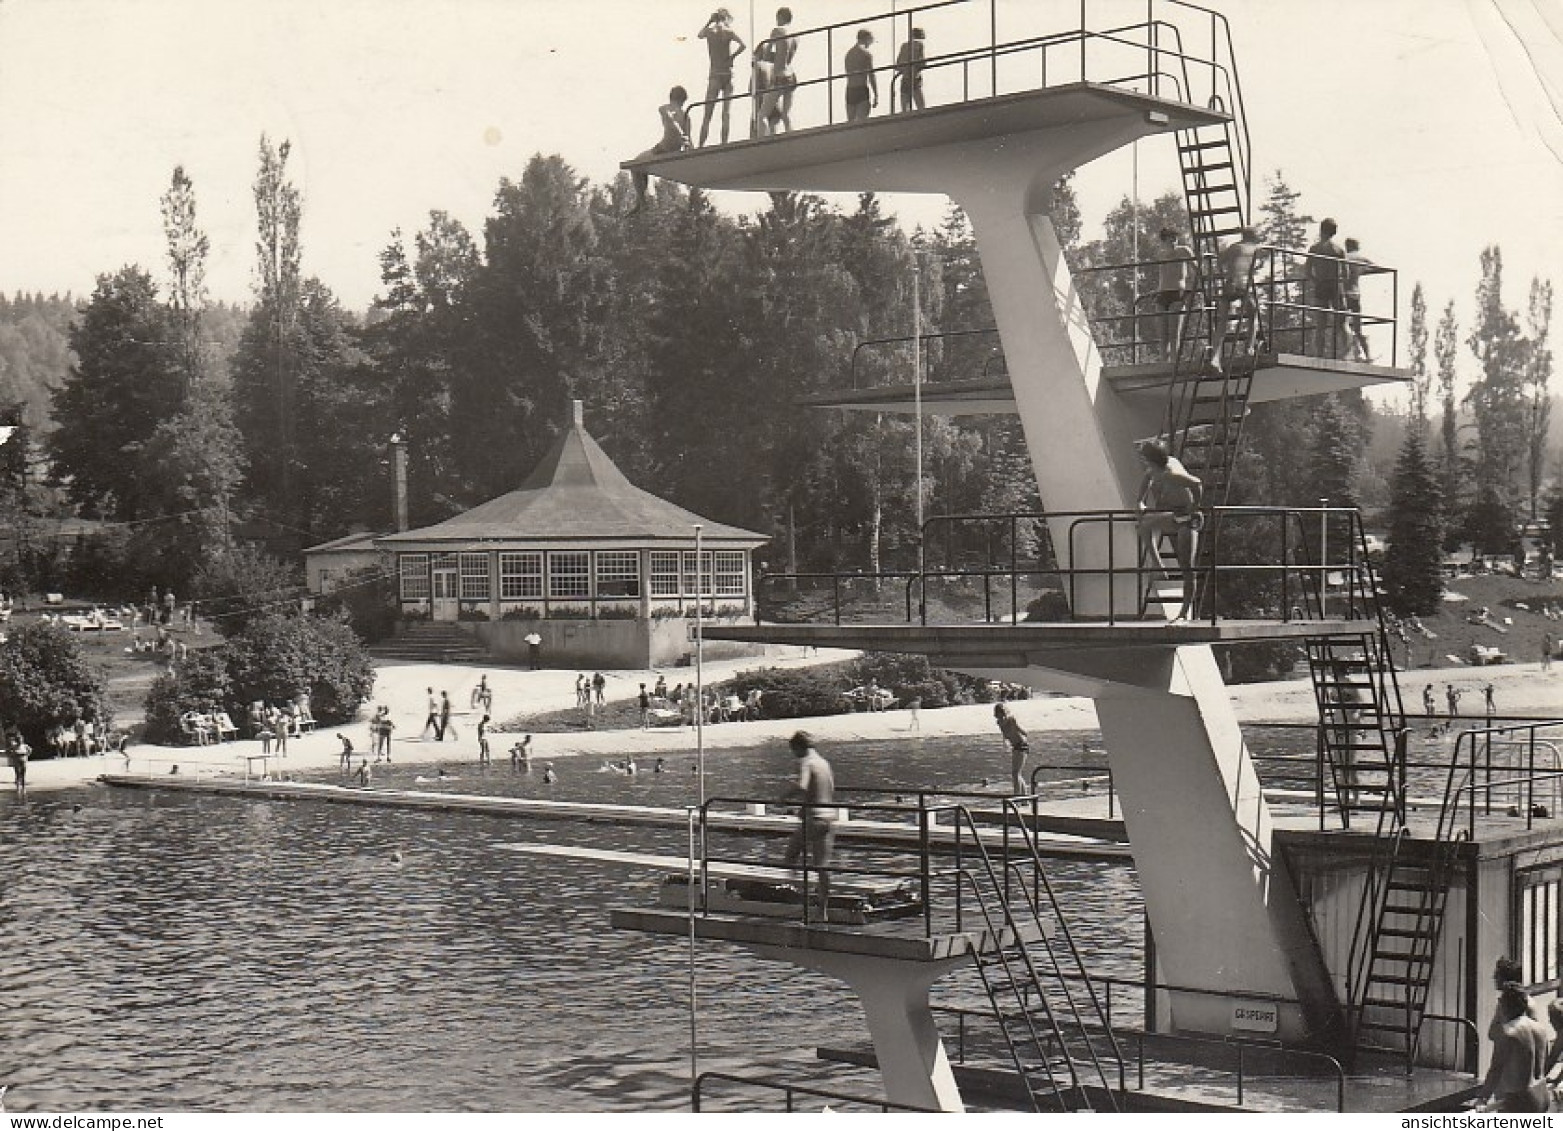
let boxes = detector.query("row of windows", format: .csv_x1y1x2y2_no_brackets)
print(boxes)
398,550,747,602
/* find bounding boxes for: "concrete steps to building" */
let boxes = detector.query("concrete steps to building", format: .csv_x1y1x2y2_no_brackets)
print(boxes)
369,623,487,663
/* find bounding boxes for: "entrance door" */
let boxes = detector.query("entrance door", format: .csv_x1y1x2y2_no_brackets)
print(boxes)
432,568,459,621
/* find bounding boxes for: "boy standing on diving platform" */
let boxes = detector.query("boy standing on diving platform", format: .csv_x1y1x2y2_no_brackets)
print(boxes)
1136,439,1204,623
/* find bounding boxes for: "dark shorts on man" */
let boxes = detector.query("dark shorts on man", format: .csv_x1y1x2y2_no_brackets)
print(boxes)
1313,282,1341,308
845,85,870,104
704,73,734,99
1155,288,1192,311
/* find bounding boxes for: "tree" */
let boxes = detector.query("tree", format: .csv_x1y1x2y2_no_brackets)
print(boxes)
1522,276,1554,521
161,164,210,389
0,622,110,749
1464,246,1527,518
1382,429,1444,615
233,136,304,524
48,267,184,520
1434,299,1462,538
1407,283,1430,427
450,155,610,503
1257,170,1312,251
1302,394,1362,510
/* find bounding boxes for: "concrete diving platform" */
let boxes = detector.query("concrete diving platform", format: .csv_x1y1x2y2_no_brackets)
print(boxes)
96,775,1131,861
627,84,1221,197
705,618,1380,660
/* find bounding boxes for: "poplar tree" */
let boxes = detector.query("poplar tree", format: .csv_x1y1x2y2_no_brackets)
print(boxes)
1522,276,1554,521
1407,283,1429,427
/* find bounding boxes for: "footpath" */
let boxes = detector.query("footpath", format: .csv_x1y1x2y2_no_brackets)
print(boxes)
11,649,1562,795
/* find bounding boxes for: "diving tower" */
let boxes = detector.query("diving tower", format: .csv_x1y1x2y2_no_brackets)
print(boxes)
618,0,1442,1112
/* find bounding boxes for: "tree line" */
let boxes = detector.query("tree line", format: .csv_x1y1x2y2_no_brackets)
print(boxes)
18,146,1561,623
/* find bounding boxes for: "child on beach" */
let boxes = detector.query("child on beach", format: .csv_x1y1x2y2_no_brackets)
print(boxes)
477,714,491,764
337,733,354,773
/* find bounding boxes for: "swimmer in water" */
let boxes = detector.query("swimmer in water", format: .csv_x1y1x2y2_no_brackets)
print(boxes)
543,763,557,784
357,758,372,787
625,757,637,775
654,758,666,774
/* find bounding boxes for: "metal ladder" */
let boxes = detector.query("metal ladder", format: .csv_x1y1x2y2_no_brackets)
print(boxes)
1303,633,1404,827
952,801,1124,1111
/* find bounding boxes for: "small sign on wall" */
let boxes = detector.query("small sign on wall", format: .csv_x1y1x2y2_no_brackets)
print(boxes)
1231,1001,1279,1034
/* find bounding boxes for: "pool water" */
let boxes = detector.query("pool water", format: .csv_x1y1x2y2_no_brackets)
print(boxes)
0,726,1320,1112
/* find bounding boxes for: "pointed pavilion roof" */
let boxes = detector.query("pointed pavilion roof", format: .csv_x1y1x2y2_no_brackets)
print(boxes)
378,402,765,546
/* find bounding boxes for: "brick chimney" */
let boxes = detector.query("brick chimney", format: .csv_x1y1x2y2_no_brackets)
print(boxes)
389,432,409,533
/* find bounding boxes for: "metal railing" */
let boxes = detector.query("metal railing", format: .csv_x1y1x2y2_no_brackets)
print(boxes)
683,0,1242,144
1442,722,1563,839
936,998,1348,1110
1074,245,1399,371
755,505,1383,628
692,1070,937,1112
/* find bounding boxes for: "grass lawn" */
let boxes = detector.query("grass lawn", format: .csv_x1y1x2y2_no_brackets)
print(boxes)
1392,572,1563,672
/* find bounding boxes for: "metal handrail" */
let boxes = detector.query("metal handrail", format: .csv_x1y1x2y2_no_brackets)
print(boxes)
848,326,1004,389
947,799,1125,1110
934,1000,1349,1111
692,1069,937,1112
1074,244,1400,369
756,504,1380,628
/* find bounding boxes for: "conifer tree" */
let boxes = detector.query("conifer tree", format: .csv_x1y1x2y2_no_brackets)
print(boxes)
1382,429,1444,615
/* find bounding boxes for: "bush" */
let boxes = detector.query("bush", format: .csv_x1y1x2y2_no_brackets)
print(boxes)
500,607,541,621
848,652,964,709
0,622,110,750
192,546,302,637
143,650,232,745
315,566,398,645
728,665,851,719
222,612,375,724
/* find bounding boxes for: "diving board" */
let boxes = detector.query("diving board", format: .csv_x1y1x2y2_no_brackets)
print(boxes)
499,843,922,924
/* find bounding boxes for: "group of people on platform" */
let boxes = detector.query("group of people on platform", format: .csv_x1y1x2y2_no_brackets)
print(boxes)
1149,218,1374,372
631,7,932,211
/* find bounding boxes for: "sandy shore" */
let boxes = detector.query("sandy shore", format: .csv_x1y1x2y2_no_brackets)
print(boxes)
12,652,1561,795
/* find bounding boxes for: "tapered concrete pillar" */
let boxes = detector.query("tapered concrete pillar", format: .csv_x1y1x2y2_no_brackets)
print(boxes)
756,945,968,1112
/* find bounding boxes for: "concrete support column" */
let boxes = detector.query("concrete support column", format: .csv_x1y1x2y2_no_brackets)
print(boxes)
1092,645,1338,1041
755,945,967,1112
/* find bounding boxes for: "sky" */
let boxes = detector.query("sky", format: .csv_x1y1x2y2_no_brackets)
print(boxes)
1,0,1560,402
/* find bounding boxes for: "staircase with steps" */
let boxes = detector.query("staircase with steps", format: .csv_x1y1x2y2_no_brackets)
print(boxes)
1346,831,1463,1066
370,622,487,663
952,802,1124,1111
1303,634,1404,827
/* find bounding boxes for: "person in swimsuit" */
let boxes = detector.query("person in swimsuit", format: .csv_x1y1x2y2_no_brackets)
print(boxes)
994,703,1029,794
697,9,746,147
1306,218,1346,358
757,8,797,134
1206,226,1264,372
1151,227,1197,362
844,29,877,122
1342,236,1373,362
629,87,691,215
894,27,926,112
782,731,836,922
1136,438,1204,622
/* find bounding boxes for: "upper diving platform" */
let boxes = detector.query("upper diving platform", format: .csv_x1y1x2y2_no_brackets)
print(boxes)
630,84,1222,196
625,0,1242,196
804,246,1412,417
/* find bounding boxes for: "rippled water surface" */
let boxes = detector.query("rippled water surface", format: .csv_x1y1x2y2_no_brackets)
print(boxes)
0,727,1315,1112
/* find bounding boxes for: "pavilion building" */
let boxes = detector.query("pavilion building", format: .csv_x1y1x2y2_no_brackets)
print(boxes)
375,401,767,668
